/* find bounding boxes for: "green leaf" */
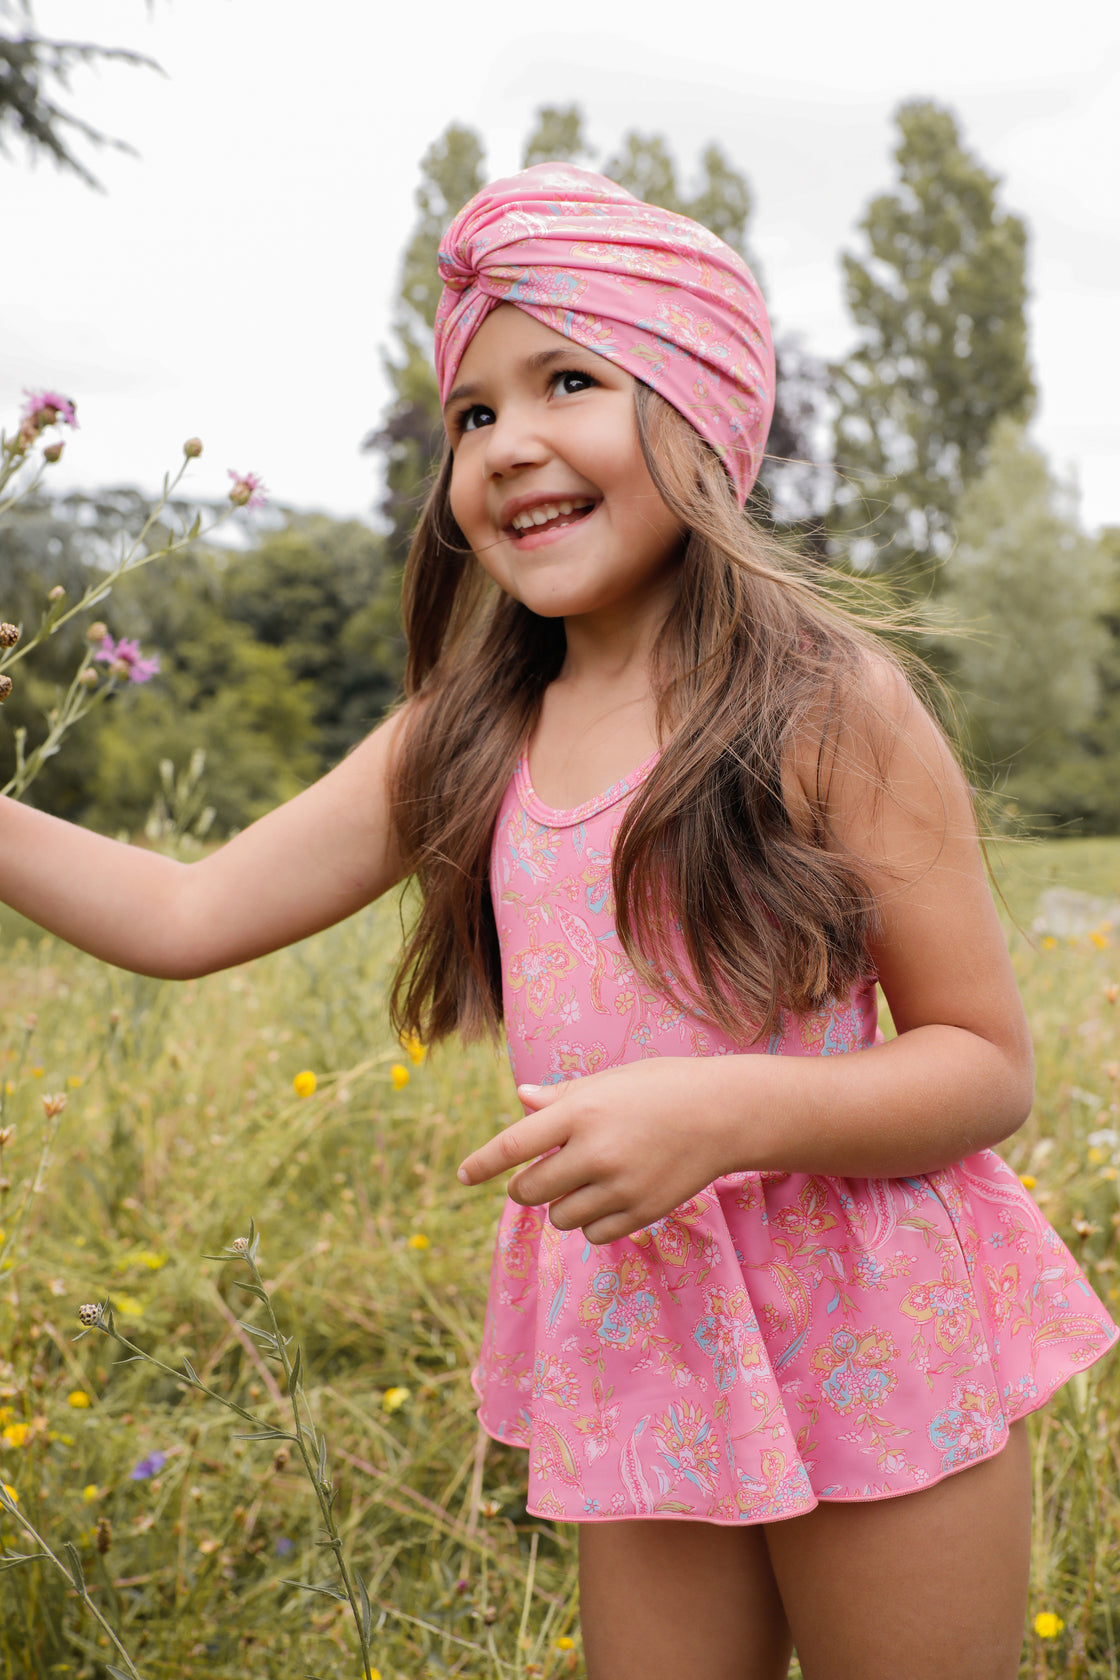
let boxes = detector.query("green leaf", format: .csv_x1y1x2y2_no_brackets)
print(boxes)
107,1666,138,1679
62,1540,85,1591
317,1432,328,1482
288,1344,303,1396
280,1578,346,1601
232,1280,269,1304
0,1551,48,1571
182,1357,200,1386
232,1428,295,1443
356,1566,372,1645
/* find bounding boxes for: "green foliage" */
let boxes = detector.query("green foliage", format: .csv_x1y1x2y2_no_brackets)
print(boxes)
831,100,1035,586
520,103,593,170
0,3,158,188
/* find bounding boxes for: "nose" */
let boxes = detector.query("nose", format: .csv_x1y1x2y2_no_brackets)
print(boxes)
482,400,551,479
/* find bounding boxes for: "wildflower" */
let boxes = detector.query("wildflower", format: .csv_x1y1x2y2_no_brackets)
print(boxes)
400,1031,427,1066
272,1446,290,1472
227,469,267,508
77,1303,102,1328
1034,1611,1064,1639
42,1092,67,1119
1,1483,18,1505
407,1232,430,1251
1106,984,1119,1005
77,668,98,687
230,1236,249,1253
47,586,65,602
1040,936,1057,950
1018,1174,1036,1189
130,1450,168,1480
0,1126,13,1148
43,442,64,463
1,1422,29,1447
479,1498,501,1518
1090,932,1109,950
391,1063,410,1090
86,621,109,643
381,1386,410,1414
81,1484,101,1502
95,1516,112,1554
67,1075,82,1089
21,389,78,431
94,635,160,684
555,1637,575,1651
292,1070,317,1098
0,623,19,648
275,1535,294,1556
67,1391,91,1409
0,676,11,703
134,1249,167,1270
183,437,203,458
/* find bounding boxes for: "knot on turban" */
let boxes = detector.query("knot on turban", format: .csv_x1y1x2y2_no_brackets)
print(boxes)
433,163,776,506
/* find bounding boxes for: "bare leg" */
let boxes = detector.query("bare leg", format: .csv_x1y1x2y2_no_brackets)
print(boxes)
764,1419,1032,1680
579,1517,794,1680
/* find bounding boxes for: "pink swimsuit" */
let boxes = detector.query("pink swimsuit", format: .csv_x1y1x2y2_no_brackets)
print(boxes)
473,751,1118,1523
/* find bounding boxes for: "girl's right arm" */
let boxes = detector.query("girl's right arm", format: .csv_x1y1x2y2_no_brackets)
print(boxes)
0,706,412,979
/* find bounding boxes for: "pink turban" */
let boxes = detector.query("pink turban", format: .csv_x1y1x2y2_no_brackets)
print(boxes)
434,163,776,506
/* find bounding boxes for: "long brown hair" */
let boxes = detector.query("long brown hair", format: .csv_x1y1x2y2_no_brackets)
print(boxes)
388,386,930,1046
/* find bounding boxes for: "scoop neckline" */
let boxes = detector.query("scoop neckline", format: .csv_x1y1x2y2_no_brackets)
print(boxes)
516,746,661,827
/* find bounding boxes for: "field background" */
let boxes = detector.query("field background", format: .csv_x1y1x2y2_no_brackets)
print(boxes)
0,836,1117,1679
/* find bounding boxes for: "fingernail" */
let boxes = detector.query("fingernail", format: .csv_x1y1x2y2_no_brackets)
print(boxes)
518,1083,541,1093
457,1166,470,1184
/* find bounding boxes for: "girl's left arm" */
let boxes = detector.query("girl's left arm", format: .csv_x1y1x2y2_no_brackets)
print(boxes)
459,662,1034,1241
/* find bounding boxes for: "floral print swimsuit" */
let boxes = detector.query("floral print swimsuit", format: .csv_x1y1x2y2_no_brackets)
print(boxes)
472,751,1118,1523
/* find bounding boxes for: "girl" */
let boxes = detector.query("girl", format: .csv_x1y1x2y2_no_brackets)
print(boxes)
2,163,1116,1679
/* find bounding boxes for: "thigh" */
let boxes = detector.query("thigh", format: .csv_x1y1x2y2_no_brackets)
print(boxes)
764,1419,1032,1680
579,1517,794,1680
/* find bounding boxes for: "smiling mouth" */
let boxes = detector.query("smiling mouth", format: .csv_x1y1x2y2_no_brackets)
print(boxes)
507,499,597,538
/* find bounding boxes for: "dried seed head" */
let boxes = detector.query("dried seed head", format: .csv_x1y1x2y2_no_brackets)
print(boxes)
77,668,99,688
0,623,19,648
42,1092,67,1119
230,1236,249,1253
86,621,109,644
77,1303,102,1327
0,675,11,703
95,1516,112,1554
43,442,64,464
108,1009,121,1027
0,1126,15,1148
272,1446,290,1472
183,437,203,459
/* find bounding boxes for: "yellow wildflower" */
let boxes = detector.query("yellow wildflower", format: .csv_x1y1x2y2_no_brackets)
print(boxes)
390,1064,409,1090
407,1232,430,1251
1019,1174,1037,1190
1,1483,17,1504
400,1031,427,1066
1089,1147,1107,1166
113,1293,144,1319
555,1636,575,1650
1040,936,1057,950
67,1391,91,1409
1034,1611,1064,1639
1090,931,1109,950
382,1386,410,1413
67,1074,82,1088
81,1484,101,1502
3,1080,13,1094
133,1249,168,1271
1,1423,29,1447
31,1066,43,1078
293,1070,317,1098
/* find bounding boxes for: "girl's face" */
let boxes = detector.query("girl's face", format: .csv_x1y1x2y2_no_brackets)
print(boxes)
444,305,685,628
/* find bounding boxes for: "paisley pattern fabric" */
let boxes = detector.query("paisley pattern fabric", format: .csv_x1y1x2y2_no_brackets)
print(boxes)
434,163,775,505
474,752,1119,1524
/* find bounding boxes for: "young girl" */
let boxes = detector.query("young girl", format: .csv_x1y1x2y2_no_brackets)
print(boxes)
3,163,1116,1679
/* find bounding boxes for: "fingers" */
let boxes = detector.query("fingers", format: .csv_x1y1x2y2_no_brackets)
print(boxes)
456,1106,567,1185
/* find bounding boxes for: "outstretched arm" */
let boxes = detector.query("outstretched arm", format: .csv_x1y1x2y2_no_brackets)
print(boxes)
0,706,412,979
457,663,1034,1241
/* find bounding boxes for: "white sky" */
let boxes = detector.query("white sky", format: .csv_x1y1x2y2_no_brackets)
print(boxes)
4,0,1119,533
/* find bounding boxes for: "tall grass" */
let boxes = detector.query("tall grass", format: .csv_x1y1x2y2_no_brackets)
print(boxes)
0,837,1116,1678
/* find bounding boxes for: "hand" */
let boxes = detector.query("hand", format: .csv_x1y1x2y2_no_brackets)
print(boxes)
456,1059,735,1245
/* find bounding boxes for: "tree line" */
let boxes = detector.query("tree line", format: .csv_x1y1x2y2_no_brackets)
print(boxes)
3,98,1118,834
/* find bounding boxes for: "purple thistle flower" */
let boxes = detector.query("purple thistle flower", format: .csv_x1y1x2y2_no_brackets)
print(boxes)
129,1450,168,1480
20,389,78,429
275,1536,294,1556
227,469,267,509
94,635,160,684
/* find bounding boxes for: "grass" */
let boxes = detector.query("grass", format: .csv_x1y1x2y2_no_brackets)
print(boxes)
0,836,1117,1678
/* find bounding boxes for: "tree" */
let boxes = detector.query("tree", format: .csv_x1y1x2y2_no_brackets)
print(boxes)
938,419,1109,809
831,101,1035,588
0,1,158,189
521,103,593,170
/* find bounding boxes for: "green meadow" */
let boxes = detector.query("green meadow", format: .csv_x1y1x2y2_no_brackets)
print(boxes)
0,838,1117,1679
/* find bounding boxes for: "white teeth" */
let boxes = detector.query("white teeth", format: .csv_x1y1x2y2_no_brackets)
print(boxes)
511,500,591,532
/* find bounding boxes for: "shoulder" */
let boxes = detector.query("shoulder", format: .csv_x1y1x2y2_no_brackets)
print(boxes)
786,647,973,881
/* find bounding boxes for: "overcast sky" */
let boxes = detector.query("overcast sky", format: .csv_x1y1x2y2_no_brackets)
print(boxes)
4,0,1118,534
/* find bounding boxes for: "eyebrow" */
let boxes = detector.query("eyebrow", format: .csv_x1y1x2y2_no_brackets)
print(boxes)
443,347,602,412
